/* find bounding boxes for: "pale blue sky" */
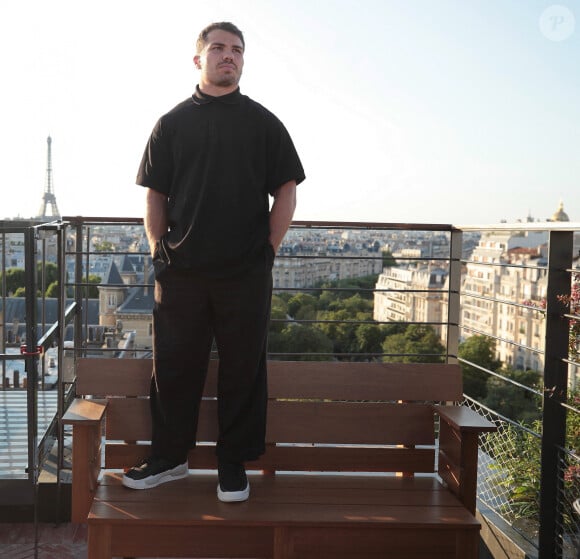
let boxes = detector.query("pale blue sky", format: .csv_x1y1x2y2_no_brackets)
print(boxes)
0,0,578,225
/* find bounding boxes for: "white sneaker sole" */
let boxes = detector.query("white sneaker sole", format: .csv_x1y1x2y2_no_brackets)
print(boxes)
122,461,188,490
217,481,250,503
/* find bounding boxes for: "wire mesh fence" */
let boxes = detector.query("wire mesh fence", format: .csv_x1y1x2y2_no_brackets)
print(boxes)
558,449,580,558
466,397,580,558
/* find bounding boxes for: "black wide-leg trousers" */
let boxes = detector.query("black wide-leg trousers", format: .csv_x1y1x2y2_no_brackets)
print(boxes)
150,248,273,464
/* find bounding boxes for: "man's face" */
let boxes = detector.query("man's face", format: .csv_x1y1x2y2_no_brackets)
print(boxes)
194,29,244,90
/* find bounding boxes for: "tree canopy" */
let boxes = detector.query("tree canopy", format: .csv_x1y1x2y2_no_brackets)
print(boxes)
382,324,445,363
1,265,99,299
458,335,502,400
267,275,446,363
483,367,541,424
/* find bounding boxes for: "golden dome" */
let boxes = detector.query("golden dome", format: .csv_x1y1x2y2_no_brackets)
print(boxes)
551,200,569,222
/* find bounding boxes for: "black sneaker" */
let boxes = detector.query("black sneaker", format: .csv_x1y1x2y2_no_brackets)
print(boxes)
217,460,250,502
122,456,188,490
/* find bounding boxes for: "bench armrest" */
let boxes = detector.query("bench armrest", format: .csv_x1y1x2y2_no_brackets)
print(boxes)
62,398,107,522
433,404,497,515
63,398,107,425
434,404,496,433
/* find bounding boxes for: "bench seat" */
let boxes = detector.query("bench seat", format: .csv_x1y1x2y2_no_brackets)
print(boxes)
89,473,479,558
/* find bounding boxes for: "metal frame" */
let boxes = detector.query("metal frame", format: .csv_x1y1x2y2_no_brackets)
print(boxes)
539,230,574,556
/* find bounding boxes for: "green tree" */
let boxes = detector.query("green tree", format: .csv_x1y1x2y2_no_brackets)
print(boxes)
295,304,317,321
341,294,373,315
381,250,397,268
381,323,407,336
355,323,386,357
483,368,541,424
270,295,289,334
1,264,60,297
93,241,115,252
83,275,102,298
43,267,73,297
37,262,58,289
273,274,382,360
0,268,26,295
316,276,377,303
268,324,333,360
458,335,501,401
382,324,444,363
45,280,60,298
316,309,357,356
287,293,318,317
271,294,288,313
317,289,339,311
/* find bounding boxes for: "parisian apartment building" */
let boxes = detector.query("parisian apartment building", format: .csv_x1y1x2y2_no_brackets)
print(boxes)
374,203,579,387
374,230,551,371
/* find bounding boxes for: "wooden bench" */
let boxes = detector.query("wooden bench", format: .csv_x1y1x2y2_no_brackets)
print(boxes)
63,358,496,559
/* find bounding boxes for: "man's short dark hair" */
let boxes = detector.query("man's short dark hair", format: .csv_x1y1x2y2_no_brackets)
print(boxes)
196,22,245,54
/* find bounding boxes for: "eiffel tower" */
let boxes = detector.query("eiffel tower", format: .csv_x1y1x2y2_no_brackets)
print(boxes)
37,135,60,219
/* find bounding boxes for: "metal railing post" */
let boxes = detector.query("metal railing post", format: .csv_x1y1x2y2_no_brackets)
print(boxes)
446,227,462,363
56,223,66,520
74,221,84,356
538,230,573,558
23,226,40,553
24,226,39,485
1,230,6,386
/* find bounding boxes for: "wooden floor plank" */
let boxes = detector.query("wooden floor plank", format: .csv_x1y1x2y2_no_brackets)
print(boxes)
90,500,478,528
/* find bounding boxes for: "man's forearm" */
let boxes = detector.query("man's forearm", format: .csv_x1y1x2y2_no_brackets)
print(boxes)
144,188,169,256
269,181,297,253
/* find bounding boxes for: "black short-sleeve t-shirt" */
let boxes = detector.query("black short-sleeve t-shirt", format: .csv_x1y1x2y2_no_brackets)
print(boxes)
136,87,305,276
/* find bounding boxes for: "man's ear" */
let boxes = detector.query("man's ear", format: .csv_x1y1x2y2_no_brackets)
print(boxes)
193,55,202,70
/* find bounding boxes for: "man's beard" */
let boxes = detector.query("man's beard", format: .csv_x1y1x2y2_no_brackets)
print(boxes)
214,74,240,88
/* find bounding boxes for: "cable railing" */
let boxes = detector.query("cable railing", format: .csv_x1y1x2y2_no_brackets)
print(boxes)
2,217,580,558
60,218,458,363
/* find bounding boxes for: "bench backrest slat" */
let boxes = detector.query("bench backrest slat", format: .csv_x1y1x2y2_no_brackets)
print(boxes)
106,398,435,446
76,359,462,401
105,443,436,473
76,358,462,473
268,401,435,445
268,361,462,401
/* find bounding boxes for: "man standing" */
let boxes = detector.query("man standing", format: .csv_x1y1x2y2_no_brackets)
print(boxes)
123,22,305,502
